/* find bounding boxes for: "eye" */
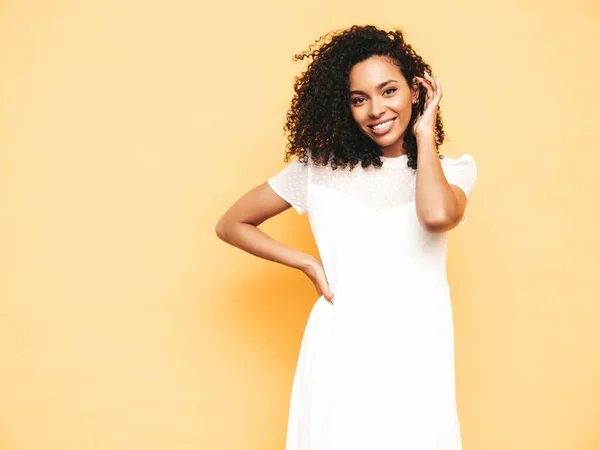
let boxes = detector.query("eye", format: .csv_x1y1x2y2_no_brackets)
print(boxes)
351,97,366,105
383,88,397,95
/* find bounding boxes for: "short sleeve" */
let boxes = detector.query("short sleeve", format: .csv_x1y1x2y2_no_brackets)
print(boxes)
442,154,477,224
267,158,309,215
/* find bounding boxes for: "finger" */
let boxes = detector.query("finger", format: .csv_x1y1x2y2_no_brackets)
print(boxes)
416,76,434,93
423,80,436,102
314,271,331,298
421,84,433,107
424,73,437,98
415,79,433,106
423,83,438,108
322,286,334,301
424,72,436,85
434,77,443,100
427,73,442,101
321,284,334,303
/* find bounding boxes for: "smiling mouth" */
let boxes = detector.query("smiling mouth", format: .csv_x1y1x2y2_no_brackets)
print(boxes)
368,118,396,135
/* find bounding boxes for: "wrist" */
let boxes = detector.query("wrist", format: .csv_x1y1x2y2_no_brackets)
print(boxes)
295,253,318,273
415,130,435,142
415,131,437,156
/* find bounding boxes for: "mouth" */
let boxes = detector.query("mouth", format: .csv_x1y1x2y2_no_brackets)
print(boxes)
368,117,396,135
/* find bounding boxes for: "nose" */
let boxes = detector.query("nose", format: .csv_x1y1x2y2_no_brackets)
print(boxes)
368,98,385,118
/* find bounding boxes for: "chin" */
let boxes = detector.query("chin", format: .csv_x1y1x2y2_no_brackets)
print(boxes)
369,131,403,147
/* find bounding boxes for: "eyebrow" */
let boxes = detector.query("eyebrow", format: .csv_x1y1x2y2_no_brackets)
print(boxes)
349,79,398,96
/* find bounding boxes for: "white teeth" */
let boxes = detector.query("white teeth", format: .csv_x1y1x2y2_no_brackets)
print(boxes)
372,119,393,130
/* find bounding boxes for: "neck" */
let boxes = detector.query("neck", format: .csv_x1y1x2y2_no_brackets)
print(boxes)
378,136,406,158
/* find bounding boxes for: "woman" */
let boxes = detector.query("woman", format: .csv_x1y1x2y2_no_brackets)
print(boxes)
216,24,477,450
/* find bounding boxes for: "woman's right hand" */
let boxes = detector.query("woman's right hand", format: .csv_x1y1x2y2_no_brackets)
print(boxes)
300,256,334,304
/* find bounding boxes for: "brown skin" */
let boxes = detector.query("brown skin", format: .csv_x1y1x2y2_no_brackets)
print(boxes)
215,56,467,304
215,183,334,303
349,55,467,230
348,55,418,157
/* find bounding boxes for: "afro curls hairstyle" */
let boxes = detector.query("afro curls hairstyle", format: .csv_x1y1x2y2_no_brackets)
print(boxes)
283,25,445,170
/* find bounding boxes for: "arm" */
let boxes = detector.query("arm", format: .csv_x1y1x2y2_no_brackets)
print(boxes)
415,132,467,233
412,72,468,233
215,181,335,303
215,182,316,271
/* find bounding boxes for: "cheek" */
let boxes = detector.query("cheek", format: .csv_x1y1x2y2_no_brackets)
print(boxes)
389,96,412,112
389,102,414,125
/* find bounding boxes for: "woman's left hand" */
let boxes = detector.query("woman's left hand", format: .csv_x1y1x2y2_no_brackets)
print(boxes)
412,72,442,137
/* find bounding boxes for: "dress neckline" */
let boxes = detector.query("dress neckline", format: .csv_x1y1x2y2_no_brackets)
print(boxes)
380,154,408,167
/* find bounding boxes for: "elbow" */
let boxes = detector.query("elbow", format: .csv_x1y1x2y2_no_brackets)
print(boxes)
418,197,466,232
215,219,229,241
420,212,456,233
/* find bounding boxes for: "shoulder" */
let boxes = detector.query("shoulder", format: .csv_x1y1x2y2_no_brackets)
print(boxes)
441,153,477,176
441,153,476,167
440,153,478,200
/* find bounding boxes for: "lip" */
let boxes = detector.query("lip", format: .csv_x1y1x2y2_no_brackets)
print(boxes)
368,117,396,135
368,117,396,127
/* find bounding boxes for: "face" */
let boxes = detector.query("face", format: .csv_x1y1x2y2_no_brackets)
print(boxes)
348,55,419,154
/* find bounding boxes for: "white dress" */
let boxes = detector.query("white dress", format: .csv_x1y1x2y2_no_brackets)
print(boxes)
268,153,477,450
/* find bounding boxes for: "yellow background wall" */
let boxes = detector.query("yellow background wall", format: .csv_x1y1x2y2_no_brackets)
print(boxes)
1,0,599,449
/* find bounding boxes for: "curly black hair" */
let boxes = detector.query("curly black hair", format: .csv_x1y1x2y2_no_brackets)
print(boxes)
283,25,445,170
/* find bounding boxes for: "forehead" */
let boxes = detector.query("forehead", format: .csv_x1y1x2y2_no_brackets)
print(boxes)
348,55,405,88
